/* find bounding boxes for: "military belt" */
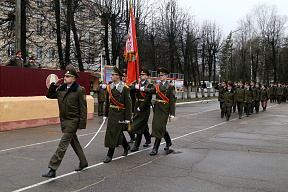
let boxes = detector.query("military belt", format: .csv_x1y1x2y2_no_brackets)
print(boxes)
138,99,145,102
155,99,168,103
110,105,125,109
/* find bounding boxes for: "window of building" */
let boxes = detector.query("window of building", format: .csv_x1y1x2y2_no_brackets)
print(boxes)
26,44,29,57
26,19,29,32
8,20,13,30
61,30,65,39
37,0,43,8
8,42,15,57
49,48,55,61
37,20,43,35
89,32,94,43
37,46,43,60
88,54,94,64
50,0,55,11
89,10,95,21
49,23,54,37
61,2,66,14
76,7,82,18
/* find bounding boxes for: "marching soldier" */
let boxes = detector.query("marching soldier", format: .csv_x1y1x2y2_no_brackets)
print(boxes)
251,80,257,114
121,68,136,143
216,81,226,118
235,80,245,119
282,83,287,103
276,82,283,104
42,65,88,178
136,67,175,156
254,82,261,114
260,84,269,112
244,82,253,117
233,81,238,113
103,67,132,163
130,67,153,151
269,82,276,103
96,81,106,116
222,83,235,121
6,51,24,67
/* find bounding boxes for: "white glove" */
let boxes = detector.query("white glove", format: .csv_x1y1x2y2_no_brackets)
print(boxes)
125,120,130,124
101,84,107,89
169,115,175,120
103,117,108,121
140,87,145,91
135,84,140,89
137,107,141,112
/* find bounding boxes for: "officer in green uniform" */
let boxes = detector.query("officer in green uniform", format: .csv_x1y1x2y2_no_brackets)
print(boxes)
276,82,283,104
254,82,261,114
137,67,176,156
103,67,132,163
235,81,245,119
24,55,38,68
42,65,88,178
222,83,235,121
130,67,153,151
244,82,253,117
96,81,106,116
250,80,257,114
269,82,276,103
233,81,238,113
260,85,269,112
282,83,287,103
6,51,24,67
216,81,226,118
121,68,136,143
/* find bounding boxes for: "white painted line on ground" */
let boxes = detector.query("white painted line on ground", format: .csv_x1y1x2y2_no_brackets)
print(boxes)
1,100,216,153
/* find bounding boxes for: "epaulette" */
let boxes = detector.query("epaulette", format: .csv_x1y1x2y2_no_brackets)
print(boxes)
124,85,129,88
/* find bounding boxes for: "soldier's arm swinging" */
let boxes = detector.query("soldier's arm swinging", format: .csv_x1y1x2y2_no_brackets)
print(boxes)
78,87,87,129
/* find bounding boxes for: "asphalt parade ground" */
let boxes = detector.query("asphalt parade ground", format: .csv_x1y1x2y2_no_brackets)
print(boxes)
1,100,288,192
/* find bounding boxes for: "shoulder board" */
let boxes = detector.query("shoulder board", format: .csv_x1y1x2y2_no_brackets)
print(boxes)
124,85,129,88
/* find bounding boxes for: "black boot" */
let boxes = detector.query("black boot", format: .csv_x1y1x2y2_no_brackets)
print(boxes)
164,131,172,150
128,131,135,143
75,163,88,171
150,139,161,156
103,148,115,163
131,134,142,152
42,168,56,178
143,126,151,147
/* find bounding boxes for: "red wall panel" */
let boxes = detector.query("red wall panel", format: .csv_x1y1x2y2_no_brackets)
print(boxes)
0,66,90,97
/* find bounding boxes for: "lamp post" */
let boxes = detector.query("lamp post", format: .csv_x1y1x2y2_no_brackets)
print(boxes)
225,29,240,80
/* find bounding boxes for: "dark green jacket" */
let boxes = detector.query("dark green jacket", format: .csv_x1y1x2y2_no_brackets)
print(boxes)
216,85,225,102
251,86,257,101
244,88,253,103
260,89,269,101
104,82,132,148
276,86,283,95
24,60,37,68
130,80,153,134
96,86,106,102
223,89,235,107
145,81,176,139
6,56,24,67
46,81,87,133
235,86,245,102
255,87,261,100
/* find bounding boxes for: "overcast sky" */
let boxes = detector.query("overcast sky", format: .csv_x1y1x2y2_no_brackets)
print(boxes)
177,0,288,37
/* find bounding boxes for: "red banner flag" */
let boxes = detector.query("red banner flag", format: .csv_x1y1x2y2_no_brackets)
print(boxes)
123,2,139,85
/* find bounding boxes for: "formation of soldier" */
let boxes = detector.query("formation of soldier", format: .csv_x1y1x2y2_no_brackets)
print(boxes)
216,80,286,121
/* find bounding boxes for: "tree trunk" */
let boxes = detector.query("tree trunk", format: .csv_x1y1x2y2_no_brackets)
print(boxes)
65,0,72,65
20,0,26,63
103,13,110,66
55,0,65,69
71,13,84,71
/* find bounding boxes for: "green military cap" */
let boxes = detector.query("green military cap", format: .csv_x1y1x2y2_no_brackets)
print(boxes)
139,66,150,76
121,68,127,77
112,66,123,76
65,64,80,78
245,82,250,86
251,80,256,83
157,67,169,75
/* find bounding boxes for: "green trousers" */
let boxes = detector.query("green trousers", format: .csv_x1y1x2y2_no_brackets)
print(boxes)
237,102,244,117
48,133,87,170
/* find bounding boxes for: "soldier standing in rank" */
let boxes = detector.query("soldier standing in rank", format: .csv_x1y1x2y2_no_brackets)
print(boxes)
250,80,257,114
96,81,106,116
244,82,253,117
260,84,269,112
222,83,235,121
6,51,24,67
276,82,283,104
216,81,227,118
42,65,88,178
235,81,245,119
102,67,132,163
121,68,136,143
254,82,261,114
136,67,175,156
130,67,153,151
